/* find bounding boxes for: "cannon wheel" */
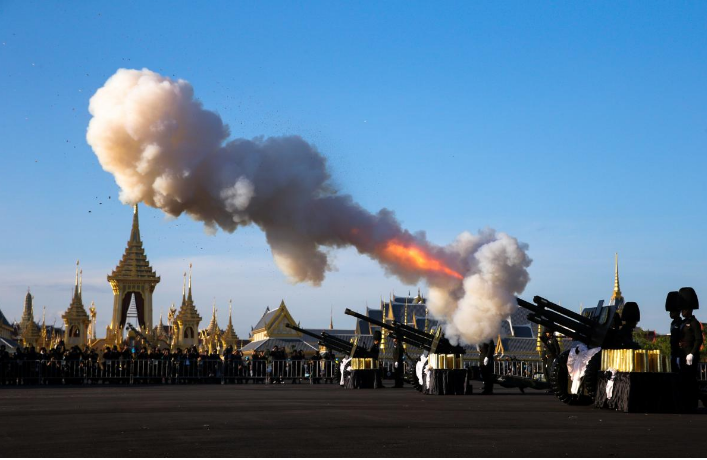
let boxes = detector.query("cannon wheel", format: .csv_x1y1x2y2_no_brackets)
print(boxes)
549,349,600,405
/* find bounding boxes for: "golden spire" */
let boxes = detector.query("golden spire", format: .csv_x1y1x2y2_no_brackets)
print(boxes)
424,307,429,333
41,306,46,338
188,263,193,301
329,306,334,330
610,253,624,305
182,271,187,301
404,296,409,326
228,299,233,327
79,269,83,298
71,259,81,302
130,203,141,244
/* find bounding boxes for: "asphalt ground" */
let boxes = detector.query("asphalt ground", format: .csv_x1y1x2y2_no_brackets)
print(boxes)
0,383,706,458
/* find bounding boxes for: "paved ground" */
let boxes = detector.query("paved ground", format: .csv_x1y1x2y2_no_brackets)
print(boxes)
0,384,705,457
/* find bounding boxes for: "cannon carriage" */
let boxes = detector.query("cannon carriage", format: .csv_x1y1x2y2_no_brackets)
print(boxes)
518,294,692,412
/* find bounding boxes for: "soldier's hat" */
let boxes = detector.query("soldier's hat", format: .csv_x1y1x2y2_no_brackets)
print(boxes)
665,291,685,312
678,287,699,310
622,301,640,323
373,330,382,341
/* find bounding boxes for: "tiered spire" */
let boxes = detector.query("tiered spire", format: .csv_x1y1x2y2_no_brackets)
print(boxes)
108,203,159,282
610,253,625,306
20,288,35,331
62,260,90,346
187,263,195,302
329,306,334,330
176,263,202,324
221,299,239,348
207,299,220,335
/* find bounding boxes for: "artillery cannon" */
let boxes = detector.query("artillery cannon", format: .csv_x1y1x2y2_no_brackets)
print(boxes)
344,308,465,355
345,308,469,393
517,295,633,405
285,323,370,358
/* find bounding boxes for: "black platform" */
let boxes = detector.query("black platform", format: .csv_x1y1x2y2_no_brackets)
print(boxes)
426,368,469,395
345,369,379,389
594,371,681,413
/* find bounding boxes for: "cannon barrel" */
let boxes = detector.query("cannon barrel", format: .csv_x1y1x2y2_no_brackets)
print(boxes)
344,308,465,355
321,331,363,349
344,308,431,343
517,296,617,348
285,323,367,357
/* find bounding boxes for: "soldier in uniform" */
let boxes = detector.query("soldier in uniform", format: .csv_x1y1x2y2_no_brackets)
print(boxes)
677,287,703,411
665,291,685,373
368,330,382,388
539,328,561,383
392,335,405,388
479,340,495,395
616,302,641,349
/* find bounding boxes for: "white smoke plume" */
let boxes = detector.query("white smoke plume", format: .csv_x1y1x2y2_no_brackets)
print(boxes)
86,68,532,345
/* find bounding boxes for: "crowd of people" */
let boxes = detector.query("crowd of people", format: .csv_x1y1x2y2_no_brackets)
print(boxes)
0,341,339,385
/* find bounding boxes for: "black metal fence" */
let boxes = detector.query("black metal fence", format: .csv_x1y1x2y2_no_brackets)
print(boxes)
2,358,704,387
0,359,338,386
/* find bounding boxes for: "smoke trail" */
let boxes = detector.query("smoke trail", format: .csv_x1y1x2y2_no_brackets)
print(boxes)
86,68,532,345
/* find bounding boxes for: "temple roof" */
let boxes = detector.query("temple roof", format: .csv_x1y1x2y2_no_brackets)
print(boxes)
240,338,317,353
108,204,159,282
0,308,12,328
176,270,202,324
497,337,539,356
253,306,278,331
62,262,89,323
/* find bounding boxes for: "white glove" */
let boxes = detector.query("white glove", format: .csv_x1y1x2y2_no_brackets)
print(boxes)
483,357,489,366
686,354,693,366
394,362,398,369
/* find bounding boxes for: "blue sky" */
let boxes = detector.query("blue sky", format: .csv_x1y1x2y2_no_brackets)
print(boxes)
1,2,705,337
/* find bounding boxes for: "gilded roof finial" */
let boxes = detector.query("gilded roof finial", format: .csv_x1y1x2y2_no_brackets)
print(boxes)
182,271,186,300
404,296,409,326
74,260,80,298
228,299,233,327
188,263,193,301
129,203,141,244
79,269,83,298
610,253,624,306
329,305,334,330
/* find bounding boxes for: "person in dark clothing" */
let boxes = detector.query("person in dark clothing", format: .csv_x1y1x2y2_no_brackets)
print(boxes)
392,336,405,388
322,348,336,384
677,287,703,411
479,340,495,395
616,302,641,349
665,291,685,373
539,328,561,383
368,331,381,360
368,330,382,388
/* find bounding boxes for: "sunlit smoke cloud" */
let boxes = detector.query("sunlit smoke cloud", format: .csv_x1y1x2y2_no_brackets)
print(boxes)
86,68,532,344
